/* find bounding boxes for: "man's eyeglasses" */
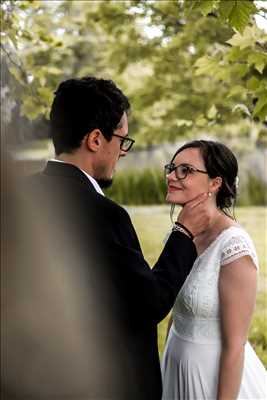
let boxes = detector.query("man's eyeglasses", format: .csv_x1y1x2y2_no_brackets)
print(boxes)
164,163,208,180
112,133,135,152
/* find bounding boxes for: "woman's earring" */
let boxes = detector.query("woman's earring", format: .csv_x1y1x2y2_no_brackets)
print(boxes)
208,192,212,197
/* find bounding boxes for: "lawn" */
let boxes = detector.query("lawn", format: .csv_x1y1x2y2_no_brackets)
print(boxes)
127,205,267,366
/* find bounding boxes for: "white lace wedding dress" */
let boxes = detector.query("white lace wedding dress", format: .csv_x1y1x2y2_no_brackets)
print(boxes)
161,226,267,400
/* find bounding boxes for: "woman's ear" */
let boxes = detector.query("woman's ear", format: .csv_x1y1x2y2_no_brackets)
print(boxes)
209,176,223,194
85,129,102,152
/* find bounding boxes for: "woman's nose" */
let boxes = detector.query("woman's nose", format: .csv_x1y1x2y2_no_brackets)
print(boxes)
167,170,177,181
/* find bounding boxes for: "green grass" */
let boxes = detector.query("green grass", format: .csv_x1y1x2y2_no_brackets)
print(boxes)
127,205,267,366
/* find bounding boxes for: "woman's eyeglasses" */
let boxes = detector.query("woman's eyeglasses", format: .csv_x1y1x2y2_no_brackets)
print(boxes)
112,133,135,152
164,163,208,180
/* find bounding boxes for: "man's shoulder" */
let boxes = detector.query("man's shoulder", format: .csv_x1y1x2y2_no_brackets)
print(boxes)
26,168,130,220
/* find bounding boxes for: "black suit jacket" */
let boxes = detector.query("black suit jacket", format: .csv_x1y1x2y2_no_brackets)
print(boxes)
7,161,197,400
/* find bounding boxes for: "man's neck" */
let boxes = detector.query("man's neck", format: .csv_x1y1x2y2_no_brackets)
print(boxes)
56,153,94,177
54,154,104,195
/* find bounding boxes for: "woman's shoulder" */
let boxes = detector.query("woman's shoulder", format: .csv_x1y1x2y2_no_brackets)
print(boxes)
220,224,254,245
219,225,259,269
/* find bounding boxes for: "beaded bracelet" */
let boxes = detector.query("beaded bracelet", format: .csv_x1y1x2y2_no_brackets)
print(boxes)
172,222,194,240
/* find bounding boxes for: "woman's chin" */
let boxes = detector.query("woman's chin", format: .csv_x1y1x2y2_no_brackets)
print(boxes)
166,194,184,206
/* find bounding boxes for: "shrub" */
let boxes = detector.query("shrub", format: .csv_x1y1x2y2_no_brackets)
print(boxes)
106,169,267,206
237,174,267,206
106,169,166,205
249,314,267,368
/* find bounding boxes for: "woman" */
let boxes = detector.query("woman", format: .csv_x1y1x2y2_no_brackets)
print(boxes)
161,140,267,399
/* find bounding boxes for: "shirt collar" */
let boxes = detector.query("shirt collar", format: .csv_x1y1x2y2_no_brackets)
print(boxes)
50,159,105,196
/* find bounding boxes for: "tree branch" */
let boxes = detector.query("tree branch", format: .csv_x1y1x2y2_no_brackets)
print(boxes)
0,43,44,111
255,12,267,21
0,43,28,84
255,41,267,51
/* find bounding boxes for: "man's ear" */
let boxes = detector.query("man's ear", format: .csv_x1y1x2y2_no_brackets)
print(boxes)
85,129,102,152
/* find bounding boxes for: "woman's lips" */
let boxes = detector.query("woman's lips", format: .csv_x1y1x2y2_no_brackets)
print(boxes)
168,185,183,192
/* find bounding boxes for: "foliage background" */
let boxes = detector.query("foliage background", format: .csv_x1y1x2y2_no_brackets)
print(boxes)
1,0,267,149
106,167,267,205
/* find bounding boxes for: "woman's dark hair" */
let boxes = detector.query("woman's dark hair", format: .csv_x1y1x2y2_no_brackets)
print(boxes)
50,76,130,155
171,140,238,216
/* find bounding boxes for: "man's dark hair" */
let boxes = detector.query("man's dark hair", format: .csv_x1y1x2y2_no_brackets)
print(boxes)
50,76,130,155
171,140,238,216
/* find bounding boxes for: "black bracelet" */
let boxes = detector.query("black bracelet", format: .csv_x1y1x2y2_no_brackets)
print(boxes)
174,222,194,240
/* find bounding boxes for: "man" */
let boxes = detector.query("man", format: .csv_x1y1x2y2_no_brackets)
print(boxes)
7,77,210,399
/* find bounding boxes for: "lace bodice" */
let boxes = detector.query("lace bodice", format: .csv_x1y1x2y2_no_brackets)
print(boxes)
172,226,258,344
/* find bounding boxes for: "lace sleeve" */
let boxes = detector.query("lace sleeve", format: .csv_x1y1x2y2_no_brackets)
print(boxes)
221,233,259,269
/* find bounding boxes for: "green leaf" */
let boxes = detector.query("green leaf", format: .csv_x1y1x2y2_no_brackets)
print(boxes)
248,52,267,74
227,85,245,98
46,66,62,75
37,87,53,104
218,1,235,20
232,104,251,118
21,97,46,120
231,63,249,79
194,56,218,76
227,26,262,49
246,77,260,91
199,0,218,16
54,41,63,47
228,0,256,33
175,119,193,127
21,30,33,41
253,92,267,117
226,46,244,62
207,104,217,119
255,104,267,122
213,66,231,81
182,0,200,16
226,47,251,69
38,31,54,44
39,75,47,87
195,115,208,127
218,0,257,33
256,79,267,95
